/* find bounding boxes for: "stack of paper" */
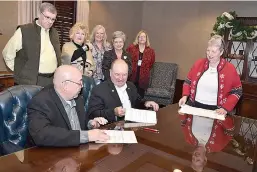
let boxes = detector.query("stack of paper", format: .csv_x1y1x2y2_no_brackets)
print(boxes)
125,108,157,124
178,104,225,120
96,130,138,143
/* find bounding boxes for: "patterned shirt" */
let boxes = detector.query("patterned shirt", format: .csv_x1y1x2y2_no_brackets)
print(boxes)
55,89,90,143
91,42,111,83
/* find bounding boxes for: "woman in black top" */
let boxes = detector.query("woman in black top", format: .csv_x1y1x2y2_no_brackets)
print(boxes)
102,31,132,81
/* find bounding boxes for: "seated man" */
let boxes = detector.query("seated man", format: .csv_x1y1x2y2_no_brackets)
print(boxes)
27,65,109,147
87,59,159,123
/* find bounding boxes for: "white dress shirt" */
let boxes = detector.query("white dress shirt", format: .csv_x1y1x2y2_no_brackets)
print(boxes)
115,84,131,109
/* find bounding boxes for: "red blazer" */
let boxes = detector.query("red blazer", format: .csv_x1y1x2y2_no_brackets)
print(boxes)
180,114,234,153
183,58,242,112
126,44,155,89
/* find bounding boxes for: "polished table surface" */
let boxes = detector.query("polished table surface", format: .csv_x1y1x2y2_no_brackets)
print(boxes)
0,104,256,172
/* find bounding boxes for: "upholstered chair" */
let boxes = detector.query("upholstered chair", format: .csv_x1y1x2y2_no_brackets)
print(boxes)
0,75,95,156
0,85,42,156
144,62,178,106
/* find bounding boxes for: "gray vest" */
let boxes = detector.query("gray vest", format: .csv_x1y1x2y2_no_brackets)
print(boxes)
14,19,61,85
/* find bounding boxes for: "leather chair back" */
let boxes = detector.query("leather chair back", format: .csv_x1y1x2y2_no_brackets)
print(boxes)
0,85,42,155
0,76,95,156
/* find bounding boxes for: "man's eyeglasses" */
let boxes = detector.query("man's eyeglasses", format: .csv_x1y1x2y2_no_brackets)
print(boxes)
63,80,83,87
41,12,56,22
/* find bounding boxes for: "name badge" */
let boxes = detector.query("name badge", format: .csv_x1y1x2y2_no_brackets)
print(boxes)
138,60,142,66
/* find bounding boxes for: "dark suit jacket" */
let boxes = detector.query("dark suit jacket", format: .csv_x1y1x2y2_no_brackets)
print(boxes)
87,80,144,123
27,85,89,147
102,49,132,81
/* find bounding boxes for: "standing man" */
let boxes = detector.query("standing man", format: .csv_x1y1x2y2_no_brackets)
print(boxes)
2,2,61,86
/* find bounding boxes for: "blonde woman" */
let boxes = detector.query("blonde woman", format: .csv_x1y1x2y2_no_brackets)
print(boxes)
61,22,95,77
126,30,155,97
102,31,132,81
90,25,111,84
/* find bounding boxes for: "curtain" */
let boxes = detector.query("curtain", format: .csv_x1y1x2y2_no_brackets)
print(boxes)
76,0,90,27
18,1,42,25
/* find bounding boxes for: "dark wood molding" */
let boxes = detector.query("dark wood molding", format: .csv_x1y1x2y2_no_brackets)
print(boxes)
0,71,14,92
173,79,184,104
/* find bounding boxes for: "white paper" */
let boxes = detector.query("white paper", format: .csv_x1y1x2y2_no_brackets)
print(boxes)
95,130,138,143
125,108,157,124
178,104,225,120
124,122,155,128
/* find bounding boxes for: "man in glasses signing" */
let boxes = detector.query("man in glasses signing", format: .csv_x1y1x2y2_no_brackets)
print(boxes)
2,2,61,87
27,65,109,147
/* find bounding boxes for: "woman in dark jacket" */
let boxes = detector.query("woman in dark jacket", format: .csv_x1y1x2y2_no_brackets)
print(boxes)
102,31,132,81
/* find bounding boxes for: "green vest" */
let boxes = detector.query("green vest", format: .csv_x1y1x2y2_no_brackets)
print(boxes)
14,19,61,85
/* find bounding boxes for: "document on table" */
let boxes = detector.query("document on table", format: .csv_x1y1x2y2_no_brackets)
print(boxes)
124,122,155,128
178,104,225,120
95,130,138,143
125,108,157,124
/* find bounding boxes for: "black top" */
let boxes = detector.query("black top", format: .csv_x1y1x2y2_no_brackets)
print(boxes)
135,51,144,84
102,49,132,81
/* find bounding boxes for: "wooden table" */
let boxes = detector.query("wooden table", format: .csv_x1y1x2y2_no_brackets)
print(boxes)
0,104,256,172
0,71,14,91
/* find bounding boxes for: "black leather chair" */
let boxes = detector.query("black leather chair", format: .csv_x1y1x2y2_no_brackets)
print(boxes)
0,85,42,155
0,75,95,156
82,76,95,112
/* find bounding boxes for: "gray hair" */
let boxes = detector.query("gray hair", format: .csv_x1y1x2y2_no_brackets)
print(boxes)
208,35,225,52
112,31,126,43
39,2,57,14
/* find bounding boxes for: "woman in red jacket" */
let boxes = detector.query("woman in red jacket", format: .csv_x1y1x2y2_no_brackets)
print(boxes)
178,35,242,171
126,30,155,98
179,35,242,115
179,35,242,171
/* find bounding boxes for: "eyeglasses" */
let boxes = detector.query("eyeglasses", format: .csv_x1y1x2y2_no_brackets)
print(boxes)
41,12,56,22
63,80,83,87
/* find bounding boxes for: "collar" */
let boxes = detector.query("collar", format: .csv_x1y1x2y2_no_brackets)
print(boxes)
35,19,49,32
115,83,127,92
203,57,226,72
72,40,84,49
54,88,76,108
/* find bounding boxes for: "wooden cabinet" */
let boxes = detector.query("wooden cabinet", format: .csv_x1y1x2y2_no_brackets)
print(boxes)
0,71,14,92
236,81,257,119
224,17,257,119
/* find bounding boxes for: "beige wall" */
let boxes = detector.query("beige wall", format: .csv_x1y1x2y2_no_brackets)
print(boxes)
1,1,257,79
89,1,143,48
142,1,257,79
0,1,18,71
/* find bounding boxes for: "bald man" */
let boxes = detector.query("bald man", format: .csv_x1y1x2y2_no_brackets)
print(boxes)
87,59,159,123
27,65,109,147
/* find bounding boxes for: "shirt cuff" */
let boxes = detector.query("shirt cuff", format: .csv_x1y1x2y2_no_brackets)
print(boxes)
80,130,89,143
87,120,94,129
